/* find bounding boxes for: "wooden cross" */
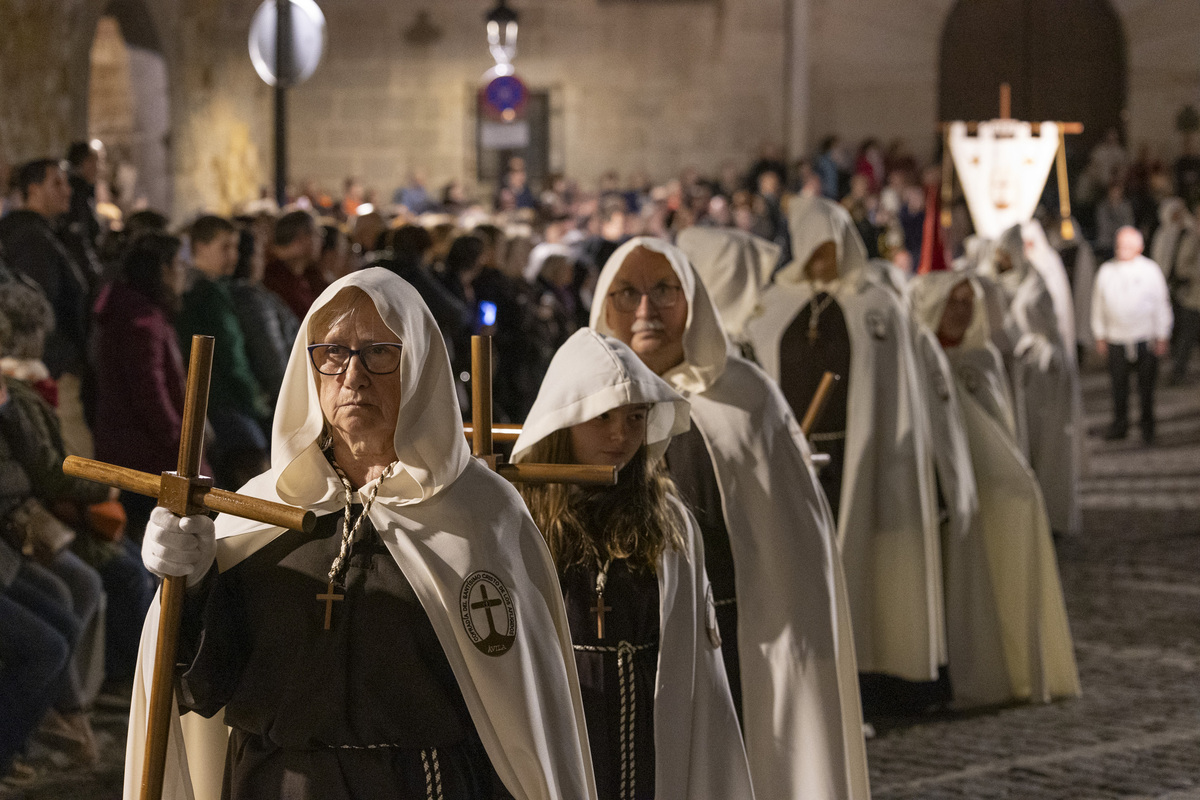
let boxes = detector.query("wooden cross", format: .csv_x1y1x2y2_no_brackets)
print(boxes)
465,335,616,487
592,591,612,639
316,581,344,630
938,82,1084,239
62,336,315,800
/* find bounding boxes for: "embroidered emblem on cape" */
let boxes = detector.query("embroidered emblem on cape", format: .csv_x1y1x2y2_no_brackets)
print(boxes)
704,584,722,649
866,309,889,340
460,571,517,657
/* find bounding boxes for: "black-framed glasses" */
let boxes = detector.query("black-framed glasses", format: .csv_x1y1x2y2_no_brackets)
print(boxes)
307,343,404,375
607,282,683,314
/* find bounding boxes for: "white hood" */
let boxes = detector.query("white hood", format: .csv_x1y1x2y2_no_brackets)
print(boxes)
675,226,778,337
270,267,471,508
590,236,730,395
511,328,690,465
776,195,870,284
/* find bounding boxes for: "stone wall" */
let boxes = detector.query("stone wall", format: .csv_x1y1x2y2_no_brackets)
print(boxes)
281,0,787,199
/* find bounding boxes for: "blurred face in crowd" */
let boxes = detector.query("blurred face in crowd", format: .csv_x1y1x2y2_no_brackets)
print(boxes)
27,166,71,218
193,230,239,278
605,246,687,376
937,280,975,346
804,240,840,283
569,403,650,471
1115,227,1144,261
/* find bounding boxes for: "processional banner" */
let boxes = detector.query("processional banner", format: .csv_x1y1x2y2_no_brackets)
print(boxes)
948,119,1060,240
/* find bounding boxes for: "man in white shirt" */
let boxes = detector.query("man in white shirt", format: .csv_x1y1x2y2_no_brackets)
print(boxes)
1091,226,1174,443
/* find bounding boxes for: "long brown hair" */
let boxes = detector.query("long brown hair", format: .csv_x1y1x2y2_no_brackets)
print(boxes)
519,428,686,573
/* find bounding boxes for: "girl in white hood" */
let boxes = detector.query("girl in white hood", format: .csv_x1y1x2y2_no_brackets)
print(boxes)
513,328,753,800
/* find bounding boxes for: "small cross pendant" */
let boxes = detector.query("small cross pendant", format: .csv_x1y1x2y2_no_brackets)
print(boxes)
316,581,345,630
591,590,612,640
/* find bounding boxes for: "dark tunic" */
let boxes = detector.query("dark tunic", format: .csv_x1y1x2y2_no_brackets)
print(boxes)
779,292,852,520
177,508,510,800
561,559,659,800
664,424,742,721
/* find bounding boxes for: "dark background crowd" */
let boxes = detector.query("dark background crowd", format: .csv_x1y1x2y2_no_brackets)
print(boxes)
2,126,1200,789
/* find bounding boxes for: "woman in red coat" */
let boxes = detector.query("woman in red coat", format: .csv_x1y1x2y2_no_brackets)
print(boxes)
92,233,195,538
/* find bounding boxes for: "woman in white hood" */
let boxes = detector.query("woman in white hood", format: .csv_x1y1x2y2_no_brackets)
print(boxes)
130,268,597,800
513,328,753,800
910,271,1081,705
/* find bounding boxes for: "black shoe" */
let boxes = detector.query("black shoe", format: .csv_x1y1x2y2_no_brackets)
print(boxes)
1103,425,1128,441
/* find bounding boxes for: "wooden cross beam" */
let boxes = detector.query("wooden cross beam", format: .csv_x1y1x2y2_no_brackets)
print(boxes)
62,336,315,800
467,335,616,487
937,83,1084,135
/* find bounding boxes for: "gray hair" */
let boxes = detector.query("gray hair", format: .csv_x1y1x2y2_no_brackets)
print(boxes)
0,280,54,359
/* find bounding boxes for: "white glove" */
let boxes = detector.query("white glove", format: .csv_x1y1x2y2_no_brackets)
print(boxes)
142,506,216,588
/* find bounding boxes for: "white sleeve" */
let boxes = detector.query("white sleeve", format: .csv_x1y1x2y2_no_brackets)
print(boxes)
1090,267,1109,343
1153,266,1174,342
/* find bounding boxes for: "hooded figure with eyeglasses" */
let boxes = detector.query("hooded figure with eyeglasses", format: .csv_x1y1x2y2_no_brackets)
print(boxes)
126,268,598,800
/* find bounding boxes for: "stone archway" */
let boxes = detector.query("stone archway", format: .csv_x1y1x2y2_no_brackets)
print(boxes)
87,0,173,214
938,0,1126,154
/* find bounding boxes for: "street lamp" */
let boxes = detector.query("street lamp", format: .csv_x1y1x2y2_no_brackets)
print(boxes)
485,0,519,69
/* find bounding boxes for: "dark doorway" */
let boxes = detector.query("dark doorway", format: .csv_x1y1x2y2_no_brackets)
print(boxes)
939,0,1125,154
476,89,550,190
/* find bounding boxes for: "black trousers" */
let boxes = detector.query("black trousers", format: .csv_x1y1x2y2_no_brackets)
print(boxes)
1107,341,1158,437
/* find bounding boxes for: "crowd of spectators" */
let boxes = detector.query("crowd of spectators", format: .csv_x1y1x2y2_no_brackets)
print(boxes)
1,126,1198,788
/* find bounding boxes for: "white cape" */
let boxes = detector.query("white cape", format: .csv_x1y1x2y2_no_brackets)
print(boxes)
514,328,754,800
124,269,597,800
987,228,1082,535
591,237,871,800
744,200,944,683
912,272,1081,705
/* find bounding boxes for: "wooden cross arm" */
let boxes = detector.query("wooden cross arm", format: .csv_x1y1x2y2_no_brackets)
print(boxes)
938,120,1083,135
63,456,316,533
464,424,522,443
498,463,616,486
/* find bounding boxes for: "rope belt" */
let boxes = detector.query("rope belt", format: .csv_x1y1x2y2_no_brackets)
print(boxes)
574,640,655,800
808,430,847,443
327,744,442,800
420,748,444,800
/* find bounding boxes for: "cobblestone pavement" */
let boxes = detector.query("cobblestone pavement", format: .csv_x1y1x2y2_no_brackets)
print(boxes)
8,364,1200,800
867,362,1200,800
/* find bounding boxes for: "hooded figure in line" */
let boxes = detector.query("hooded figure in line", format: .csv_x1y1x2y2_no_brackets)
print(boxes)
911,270,1081,706
743,195,945,693
591,235,870,800
127,268,598,800
513,328,754,800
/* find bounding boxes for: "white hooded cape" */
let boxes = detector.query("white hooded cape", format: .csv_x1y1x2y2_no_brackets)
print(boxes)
675,226,778,342
911,271,1081,705
985,227,1082,535
124,268,598,800
512,328,754,800
744,197,944,684
591,236,871,800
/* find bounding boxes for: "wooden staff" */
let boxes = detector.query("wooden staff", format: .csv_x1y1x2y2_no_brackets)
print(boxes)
800,371,840,437
469,335,615,486
1056,128,1076,241
62,336,314,800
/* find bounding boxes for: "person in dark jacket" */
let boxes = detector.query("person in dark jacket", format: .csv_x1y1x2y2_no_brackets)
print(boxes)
0,159,94,458
176,216,270,490
230,228,299,407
